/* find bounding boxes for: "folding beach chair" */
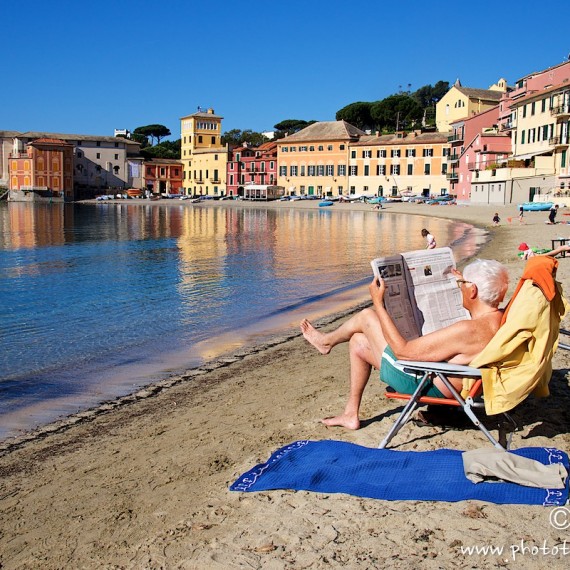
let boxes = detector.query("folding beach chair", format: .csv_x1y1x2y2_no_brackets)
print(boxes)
379,256,568,450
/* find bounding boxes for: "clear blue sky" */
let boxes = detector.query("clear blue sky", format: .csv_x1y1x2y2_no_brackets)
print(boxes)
2,0,569,141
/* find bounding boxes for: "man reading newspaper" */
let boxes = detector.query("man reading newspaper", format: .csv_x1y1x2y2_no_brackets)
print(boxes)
300,254,509,430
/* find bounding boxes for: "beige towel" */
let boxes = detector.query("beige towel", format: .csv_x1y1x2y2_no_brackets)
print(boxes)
462,448,568,489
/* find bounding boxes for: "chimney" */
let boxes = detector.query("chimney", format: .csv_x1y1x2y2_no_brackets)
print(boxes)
207,108,215,114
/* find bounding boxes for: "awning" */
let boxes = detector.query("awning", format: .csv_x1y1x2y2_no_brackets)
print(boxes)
512,150,553,160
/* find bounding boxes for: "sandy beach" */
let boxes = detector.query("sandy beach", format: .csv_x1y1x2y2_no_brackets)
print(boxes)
1,200,569,569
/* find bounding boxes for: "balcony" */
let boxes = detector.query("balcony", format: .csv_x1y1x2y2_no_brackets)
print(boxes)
551,104,570,118
446,171,459,181
447,133,464,143
196,179,204,184
210,178,221,184
500,120,514,131
447,153,460,163
549,136,569,147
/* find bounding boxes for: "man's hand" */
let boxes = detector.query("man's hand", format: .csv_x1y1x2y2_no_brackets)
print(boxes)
369,277,385,306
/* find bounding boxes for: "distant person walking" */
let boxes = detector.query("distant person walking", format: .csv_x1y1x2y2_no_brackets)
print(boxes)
421,228,436,249
492,212,500,226
547,204,559,224
519,205,525,224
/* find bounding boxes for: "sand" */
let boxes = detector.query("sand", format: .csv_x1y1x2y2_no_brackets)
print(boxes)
1,201,570,570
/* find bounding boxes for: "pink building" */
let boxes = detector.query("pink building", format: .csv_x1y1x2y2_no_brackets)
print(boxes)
226,141,277,196
448,106,511,201
498,60,570,131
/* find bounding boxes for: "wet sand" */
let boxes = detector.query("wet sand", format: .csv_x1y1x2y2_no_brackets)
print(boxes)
1,201,569,569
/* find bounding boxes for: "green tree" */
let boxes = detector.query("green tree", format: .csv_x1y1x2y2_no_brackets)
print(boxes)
133,124,172,145
221,129,268,147
370,94,423,132
273,119,316,138
335,102,373,131
141,139,181,159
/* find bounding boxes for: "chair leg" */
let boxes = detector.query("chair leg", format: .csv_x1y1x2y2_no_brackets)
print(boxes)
498,413,518,450
379,372,431,449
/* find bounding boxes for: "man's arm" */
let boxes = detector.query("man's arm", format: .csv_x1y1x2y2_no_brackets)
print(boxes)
369,277,476,363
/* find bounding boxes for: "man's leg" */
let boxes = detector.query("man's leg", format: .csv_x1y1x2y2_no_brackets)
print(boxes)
322,332,381,430
300,308,385,355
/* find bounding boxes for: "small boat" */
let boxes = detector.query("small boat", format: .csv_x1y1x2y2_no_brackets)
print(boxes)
126,188,143,198
519,202,554,211
319,200,334,207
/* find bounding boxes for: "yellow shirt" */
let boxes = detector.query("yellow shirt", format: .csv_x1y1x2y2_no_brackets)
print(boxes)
469,280,568,415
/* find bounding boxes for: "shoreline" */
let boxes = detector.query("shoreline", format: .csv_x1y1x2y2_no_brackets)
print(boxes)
1,202,570,569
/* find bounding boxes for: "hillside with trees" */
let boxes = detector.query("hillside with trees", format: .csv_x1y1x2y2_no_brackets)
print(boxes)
335,81,449,132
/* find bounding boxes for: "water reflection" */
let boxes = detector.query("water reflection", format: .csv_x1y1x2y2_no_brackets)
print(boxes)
0,201,484,440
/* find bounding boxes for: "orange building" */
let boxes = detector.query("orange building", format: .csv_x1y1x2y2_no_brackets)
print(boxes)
9,138,74,200
143,158,184,195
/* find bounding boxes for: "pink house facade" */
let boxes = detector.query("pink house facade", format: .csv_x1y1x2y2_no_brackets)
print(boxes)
448,106,511,201
226,141,277,196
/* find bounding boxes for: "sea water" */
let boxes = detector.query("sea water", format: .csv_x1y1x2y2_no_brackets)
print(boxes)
0,201,485,439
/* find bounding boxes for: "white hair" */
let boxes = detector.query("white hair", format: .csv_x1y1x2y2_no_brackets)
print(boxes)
462,259,509,308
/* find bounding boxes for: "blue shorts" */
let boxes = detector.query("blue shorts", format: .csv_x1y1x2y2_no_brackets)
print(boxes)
380,346,445,398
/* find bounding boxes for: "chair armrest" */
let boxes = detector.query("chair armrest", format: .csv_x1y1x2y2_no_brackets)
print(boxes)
395,360,482,377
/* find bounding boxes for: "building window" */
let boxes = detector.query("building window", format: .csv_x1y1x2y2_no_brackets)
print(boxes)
349,165,358,176
407,164,413,175
364,165,369,176
317,165,324,176
318,145,323,151
290,165,298,176
390,164,400,175
406,149,415,157
198,136,203,143
377,165,386,175
96,153,101,159
114,154,119,160
531,101,536,115
279,166,287,176
521,130,526,144
442,163,447,174
328,145,333,151
363,150,371,158
300,165,305,176
338,164,346,176
424,164,431,175
339,145,345,150
309,146,315,151
423,148,433,157
326,164,334,176
308,165,316,176
377,149,387,158
542,98,547,113
442,147,450,156
522,105,527,118
351,150,356,158
391,149,401,158
282,147,288,152
290,146,296,151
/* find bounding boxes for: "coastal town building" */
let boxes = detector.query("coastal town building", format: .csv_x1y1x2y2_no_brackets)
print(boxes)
276,121,366,197
349,131,451,197
143,158,183,195
180,108,228,197
8,138,74,201
226,141,277,196
472,79,570,205
447,106,511,202
0,131,142,200
436,79,507,133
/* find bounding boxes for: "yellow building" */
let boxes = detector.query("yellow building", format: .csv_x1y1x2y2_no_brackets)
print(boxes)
180,108,228,197
276,121,366,197
436,79,507,133
349,132,451,197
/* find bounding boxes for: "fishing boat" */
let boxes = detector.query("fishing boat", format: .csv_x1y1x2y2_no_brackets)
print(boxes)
519,202,554,211
319,200,334,207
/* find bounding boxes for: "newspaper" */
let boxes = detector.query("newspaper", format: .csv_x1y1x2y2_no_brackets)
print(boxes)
370,247,470,340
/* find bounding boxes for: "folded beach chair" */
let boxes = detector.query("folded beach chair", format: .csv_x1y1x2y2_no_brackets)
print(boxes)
379,256,569,450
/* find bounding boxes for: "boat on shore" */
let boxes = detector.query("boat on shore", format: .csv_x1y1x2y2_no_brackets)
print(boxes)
519,202,553,211
319,200,334,207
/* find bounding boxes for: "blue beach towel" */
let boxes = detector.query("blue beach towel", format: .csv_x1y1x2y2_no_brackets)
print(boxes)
230,440,569,506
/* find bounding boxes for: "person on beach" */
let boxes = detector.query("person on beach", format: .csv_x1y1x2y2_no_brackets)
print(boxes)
547,204,559,224
421,228,436,249
518,242,570,260
492,212,500,226
300,259,509,430
519,205,525,224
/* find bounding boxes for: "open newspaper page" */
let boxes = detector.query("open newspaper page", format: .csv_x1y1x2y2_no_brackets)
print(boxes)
401,247,470,335
370,255,421,340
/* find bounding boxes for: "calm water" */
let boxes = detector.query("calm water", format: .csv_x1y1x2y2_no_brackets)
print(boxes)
0,201,485,439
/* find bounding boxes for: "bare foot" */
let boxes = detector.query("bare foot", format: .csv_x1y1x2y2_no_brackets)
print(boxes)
300,319,331,355
321,414,360,430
